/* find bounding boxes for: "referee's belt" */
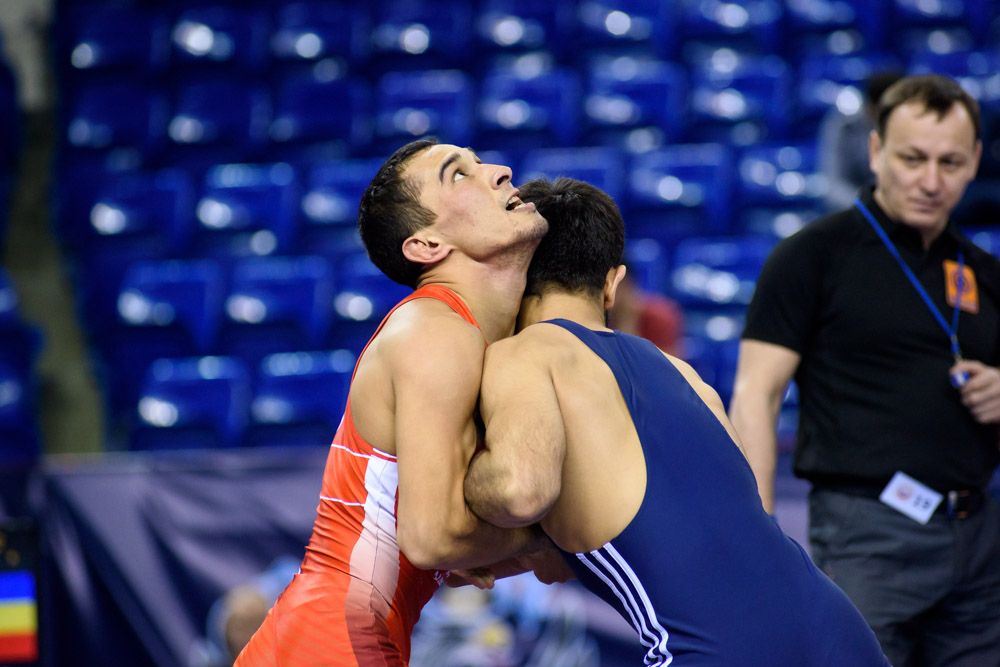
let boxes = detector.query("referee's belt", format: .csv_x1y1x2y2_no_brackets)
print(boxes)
818,483,987,519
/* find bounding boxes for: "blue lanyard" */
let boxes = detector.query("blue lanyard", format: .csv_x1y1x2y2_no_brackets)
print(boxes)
854,198,964,360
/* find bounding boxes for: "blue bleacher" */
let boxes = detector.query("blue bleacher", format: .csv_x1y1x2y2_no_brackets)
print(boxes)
245,349,355,448
518,146,626,204
573,0,677,61
625,142,736,241
269,2,371,69
105,259,227,418
474,1,577,60
477,67,583,153
329,253,410,354
130,355,251,450
165,78,271,168
372,69,475,155
369,0,475,74
63,81,169,160
583,55,688,150
267,62,372,162
783,0,888,58
168,6,271,73
190,162,300,259
669,234,777,309
675,0,783,63
60,6,170,78
219,255,335,368
735,143,826,236
297,158,383,258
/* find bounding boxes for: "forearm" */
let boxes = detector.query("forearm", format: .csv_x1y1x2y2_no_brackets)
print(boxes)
729,393,782,513
465,447,552,528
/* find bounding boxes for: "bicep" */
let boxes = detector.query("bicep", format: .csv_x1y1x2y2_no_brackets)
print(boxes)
732,339,800,404
393,326,483,536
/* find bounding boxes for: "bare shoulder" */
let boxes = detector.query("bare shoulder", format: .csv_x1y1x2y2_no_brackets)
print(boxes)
486,321,577,370
378,297,487,369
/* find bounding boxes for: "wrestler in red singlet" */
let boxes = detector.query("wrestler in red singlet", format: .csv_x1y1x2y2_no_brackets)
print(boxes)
236,285,481,666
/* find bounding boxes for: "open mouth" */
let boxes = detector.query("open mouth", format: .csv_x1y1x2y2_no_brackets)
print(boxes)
506,194,525,211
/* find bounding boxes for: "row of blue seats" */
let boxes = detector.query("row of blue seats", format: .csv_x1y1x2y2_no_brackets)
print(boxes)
54,0,1000,80
57,143,829,250
57,48,1000,168
129,352,351,450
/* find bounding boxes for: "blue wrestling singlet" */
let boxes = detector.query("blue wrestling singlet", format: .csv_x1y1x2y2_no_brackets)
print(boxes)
544,320,890,667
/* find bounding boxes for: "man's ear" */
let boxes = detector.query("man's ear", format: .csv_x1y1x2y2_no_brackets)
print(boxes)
402,232,452,265
604,265,627,310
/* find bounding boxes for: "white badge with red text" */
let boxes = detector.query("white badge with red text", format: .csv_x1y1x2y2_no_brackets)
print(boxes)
879,472,942,524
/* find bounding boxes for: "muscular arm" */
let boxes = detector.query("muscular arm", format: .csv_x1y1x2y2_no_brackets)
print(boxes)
392,315,544,571
728,339,800,513
465,338,566,528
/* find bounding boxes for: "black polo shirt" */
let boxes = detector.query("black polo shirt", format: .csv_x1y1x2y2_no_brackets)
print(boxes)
743,187,1000,491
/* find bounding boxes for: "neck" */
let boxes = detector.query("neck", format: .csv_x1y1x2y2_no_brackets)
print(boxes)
518,291,608,331
416,259,530,344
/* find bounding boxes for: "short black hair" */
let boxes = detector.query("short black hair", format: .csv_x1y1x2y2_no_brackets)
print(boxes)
876,74,980,141
358,138,438,287
518,177,625,298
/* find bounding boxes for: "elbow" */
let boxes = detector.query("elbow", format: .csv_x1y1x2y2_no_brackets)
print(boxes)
488,475,558,528
397,520,458,571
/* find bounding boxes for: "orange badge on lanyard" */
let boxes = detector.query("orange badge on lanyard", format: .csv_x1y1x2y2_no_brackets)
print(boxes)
944,259,978,314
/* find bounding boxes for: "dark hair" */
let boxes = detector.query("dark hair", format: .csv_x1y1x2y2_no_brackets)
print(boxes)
876,74,980,141
865,70,904,106
358,138,438,287
519,177,625,298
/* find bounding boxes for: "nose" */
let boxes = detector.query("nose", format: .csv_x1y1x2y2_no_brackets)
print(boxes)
489,163,512,188
918,162,942,195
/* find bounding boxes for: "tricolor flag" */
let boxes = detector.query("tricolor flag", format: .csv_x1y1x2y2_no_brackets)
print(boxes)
0,571,37,662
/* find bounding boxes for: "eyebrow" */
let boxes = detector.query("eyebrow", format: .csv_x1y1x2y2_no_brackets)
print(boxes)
438,152,461,184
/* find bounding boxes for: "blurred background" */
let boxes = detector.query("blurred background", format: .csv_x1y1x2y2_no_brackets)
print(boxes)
1,0,1000,665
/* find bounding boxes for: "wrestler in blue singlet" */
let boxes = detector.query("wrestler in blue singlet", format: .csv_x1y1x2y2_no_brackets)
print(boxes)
545,319,890,667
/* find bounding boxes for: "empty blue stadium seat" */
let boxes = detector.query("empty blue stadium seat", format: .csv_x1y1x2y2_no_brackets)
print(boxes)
370,0,474,73
62,7,169,76
169,6,270,72
688,51,793,145
795,55,902,133
245,349,356,448
909,50,1000,109
191,163,300,258
64,81,168,158
518,146,626,203
626,143,736,240
131,356,251,450
894,26,976,61
329,253,409,354
82,167,196,256
890,0,991,43
267,64,372,161
270,2,371,67
670,234,776,308
782,0,886,57
583,55,687,150
675,0,783,61
475,1,576,57
166,79,271,167
373,70,475,153
623,237,670,294
477,67,582,152
220,255,335,366
573,0,676,61
679,308,745,400
105,259,227,417
735,143,826,235
298,158,383,257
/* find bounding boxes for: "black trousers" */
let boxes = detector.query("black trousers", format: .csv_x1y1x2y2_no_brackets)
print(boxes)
809,488,1000,667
